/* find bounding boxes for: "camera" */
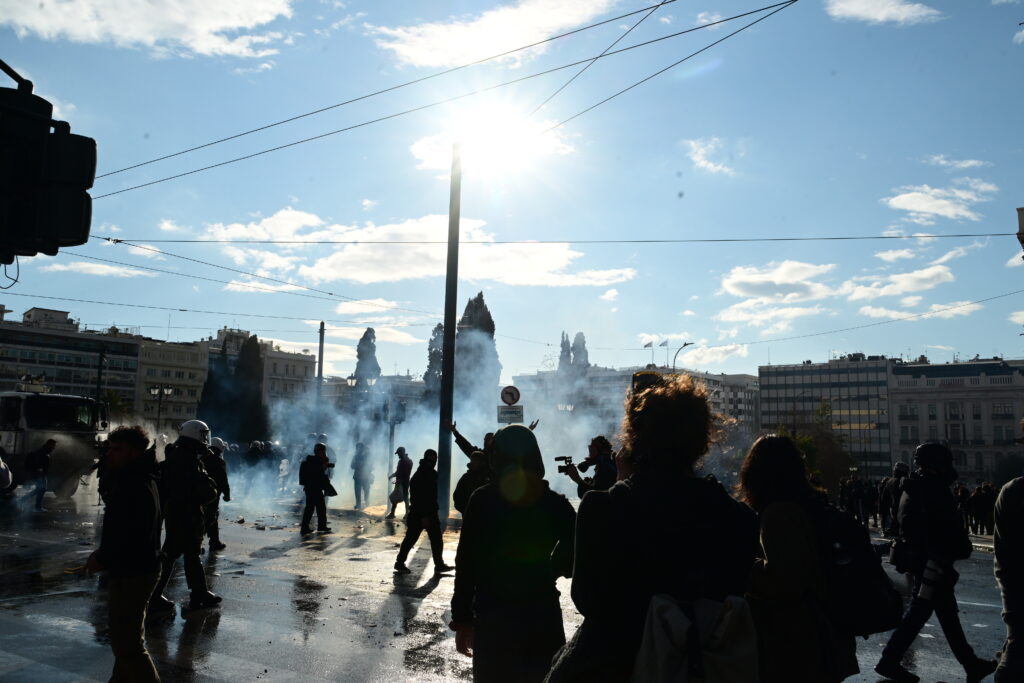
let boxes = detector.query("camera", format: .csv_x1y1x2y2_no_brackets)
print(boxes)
326,462,336,468
554,455,574,474
578,457,595,473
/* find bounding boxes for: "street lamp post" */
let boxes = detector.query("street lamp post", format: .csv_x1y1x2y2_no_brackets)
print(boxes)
437,143,462,525
149,384,173,432
671,342,694,371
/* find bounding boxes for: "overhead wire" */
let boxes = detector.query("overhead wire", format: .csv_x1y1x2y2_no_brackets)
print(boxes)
95,0,683,179
91,1,797,200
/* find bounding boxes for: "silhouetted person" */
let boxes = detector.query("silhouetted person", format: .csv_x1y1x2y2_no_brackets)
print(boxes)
995,470,1024,681
201,437,231,552
26,438,56,510
740,434,858,683
351,441,372,509
386,446,412,520
150,420,221,613
881,462,910,537
299,444,332,534
876,443,997,683
451,425,575,683
561,435,617,498
395,449,452,575
86,425,162,682
447,420,494,460
453,451,490,515
547,376,756,683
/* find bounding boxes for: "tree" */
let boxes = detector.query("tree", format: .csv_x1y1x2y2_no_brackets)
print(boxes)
198,345,238,439
354,327,382,388
571,332,590,372
235,335,270,442
424,323,444,403
782,400,855,499
557,332,572,373
455,292,501,405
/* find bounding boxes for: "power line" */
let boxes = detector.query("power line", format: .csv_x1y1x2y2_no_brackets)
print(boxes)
547,0,797,132
528,0,669,118
95,0,682,179
94,232,1014,245
92,2,795,200
92,237,442,317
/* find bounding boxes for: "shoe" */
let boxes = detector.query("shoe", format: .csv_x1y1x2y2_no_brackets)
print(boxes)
148,595,176,614
317,527,332,533
434,563,455,574
210,541,226,551
394,562,411,574
188,591,222,610
874,660,920,683
965,658,998,683
300,527,313,534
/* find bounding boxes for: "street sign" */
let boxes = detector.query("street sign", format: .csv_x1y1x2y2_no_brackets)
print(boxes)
500,385,520,406
497,405,524,424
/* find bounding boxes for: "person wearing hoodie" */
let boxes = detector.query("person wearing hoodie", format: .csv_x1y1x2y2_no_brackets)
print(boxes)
452,450,490,515
450,425,577,683
545,375,757,683
875,443,997,683
394,449,453,575
149,420,221,613
85,425,162,682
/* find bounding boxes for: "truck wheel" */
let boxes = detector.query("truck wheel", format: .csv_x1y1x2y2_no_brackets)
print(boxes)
55,478,80,500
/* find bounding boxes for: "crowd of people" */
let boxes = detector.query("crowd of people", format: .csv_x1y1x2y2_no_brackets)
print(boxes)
71,372,1023,682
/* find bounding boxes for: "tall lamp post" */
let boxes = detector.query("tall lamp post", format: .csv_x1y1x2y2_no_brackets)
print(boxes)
437,143,462,525
149,384,173,432
671,342,694,371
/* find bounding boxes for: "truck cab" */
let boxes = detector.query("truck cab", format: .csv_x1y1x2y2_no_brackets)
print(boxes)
0,390,107,499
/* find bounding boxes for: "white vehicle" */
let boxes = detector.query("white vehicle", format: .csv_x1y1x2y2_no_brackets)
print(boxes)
0,389,108,499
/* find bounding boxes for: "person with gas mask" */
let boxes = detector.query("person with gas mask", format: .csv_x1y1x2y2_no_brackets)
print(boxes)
200,437,231,552
875,443,997,683
149,420,221,613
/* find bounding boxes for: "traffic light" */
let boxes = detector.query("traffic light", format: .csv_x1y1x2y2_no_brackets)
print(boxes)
0,59,95,265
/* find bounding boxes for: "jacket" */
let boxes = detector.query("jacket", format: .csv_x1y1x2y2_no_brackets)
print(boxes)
995,477,1024,614
300,455,331,493
452,467,490,514
409,462,439,516
200,449,230,499
96,452,163,577
898,472,972,571
749,500,859,683
25,445,51,476
160,439,218,545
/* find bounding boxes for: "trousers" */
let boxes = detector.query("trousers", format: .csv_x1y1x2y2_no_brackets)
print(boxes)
881,573,976,667
396,514,444,567
108,571,161,682
301,489,327,530
152,535,208,599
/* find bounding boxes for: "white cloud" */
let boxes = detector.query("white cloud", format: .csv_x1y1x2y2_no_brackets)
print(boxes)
925,154,990,170
715,300,826,335
319,325,424,346
1006,253,1024,268
883,177,998,224
682,137,735,176
599,289,619,302
677,343,749,366
335,299,401,315
267,338,353,375
637,333,692,346
158,219,189,233
930,242,984,265
875,248,916,262
824,0,941,25
361,198,378,211
125,244,164,260
1010,311,1024,325
658,15,673,24
925,344,954,351
993,0,1019,4
366,0,617,68
681,309,696,316
1015,29,1024,44
695,11,724,28
0,0,294,58
223,279,303,293
720,260,835,303
40,261,157,278
843,264,953,300
233,61,275,75
859,301,981,320
900,296,922,307
200,208,634,287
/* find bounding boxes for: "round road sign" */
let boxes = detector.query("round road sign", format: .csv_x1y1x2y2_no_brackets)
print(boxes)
500,385,521,406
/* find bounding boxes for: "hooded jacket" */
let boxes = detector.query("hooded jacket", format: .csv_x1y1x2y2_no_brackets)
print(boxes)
898,471,972,569
96,450,162,577
160,437,218,544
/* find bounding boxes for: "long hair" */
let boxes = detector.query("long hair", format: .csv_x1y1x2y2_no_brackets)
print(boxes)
737,434,818,512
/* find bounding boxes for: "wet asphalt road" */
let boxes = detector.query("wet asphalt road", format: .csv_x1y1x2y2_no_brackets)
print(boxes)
0,478,1006,682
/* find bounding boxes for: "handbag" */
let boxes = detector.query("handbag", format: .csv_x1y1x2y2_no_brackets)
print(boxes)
324,482,338,497
389,482,405,504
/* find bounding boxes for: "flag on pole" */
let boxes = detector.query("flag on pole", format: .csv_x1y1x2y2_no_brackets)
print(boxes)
658,340,669,347
643,341,653,349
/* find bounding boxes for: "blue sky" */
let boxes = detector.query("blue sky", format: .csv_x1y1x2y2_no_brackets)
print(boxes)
2,0,1023,384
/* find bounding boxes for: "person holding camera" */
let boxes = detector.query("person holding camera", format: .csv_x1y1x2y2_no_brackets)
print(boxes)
558,436,617,499
299,443,333,534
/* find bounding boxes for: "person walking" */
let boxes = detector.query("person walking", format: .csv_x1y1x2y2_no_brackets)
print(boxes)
450,425,576,683
149,420,221,613
546,376,757,683
200,437,231,552
299,444,333,534
385,447,412,520
394,449,452,575
25,438,56,510
994,468,1024,681
875,443,997,683
351,442,372,509
85,425,162,682
739,434,859,683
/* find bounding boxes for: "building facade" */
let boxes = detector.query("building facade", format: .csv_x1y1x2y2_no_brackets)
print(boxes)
206,328,317,404
135,339,209,432
759,354,894,478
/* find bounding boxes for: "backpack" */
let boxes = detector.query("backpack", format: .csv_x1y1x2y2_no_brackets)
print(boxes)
298,458,311,488
805,501,903,638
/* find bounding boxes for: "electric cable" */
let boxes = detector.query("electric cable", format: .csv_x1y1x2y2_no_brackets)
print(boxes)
95,0,683,179
92,1,796,200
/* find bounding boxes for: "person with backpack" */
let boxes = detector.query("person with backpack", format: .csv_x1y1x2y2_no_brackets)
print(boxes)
545,375,758,683
739,434,859,682
876,443,997,683
299,444,332,534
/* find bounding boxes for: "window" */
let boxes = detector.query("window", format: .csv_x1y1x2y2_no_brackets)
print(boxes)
273,362,278,374
187,388,197,398
928,426,938,441
188,372,197,380
927,404,937,420
975,453,984,471
146,368,156,377
160,369,171,378
174,370,185,379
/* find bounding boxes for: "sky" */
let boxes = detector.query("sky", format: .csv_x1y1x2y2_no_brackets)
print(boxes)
1,0,1023,385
